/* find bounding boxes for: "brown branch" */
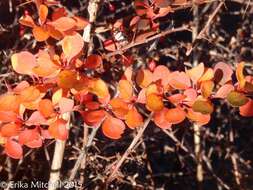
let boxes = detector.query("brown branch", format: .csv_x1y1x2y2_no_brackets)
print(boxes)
105,27,190,58
187,1,224,56
107,113,154,182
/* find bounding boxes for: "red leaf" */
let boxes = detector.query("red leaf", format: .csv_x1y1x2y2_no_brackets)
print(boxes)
82,110,106,126
84,54,102,69
102,116,125,139
239,99,253,117
5,139,23,159
19,129,42,148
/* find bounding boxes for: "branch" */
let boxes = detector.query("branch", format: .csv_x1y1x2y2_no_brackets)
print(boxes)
69,126,99,181
105,27,190,58
48,113,70,190
187,1,224,56
107,113,154,182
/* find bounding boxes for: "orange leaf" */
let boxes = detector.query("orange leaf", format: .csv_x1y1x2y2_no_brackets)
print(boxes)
153,108,172,129
32,26,49,42
47,24,63,40
72,16,89,30
152,65,170,86
19,15,35,28
19,86,40,103
167,94,186,105
0,111,18,122
102,116,125,139
57,70,78,89
236,62,246,89
125,107,143,129
0,123,21,137
5,139,23,159
168,71,191,90
136,69,153,88
199,68,214,82
11,51,37,75
89,79,109,98
38,99,54,118
49,17,76,32
109,98,130,119
118,79,133,101
146,93,164,111
39,4,48,25
186,63,204,84
0,94,20,112
165,107,186,124
200,80,214,98
48,119,68,140
186,108,210,126
239,99,253,117
61,33,84,62
33,51,59,77
84,54,102,69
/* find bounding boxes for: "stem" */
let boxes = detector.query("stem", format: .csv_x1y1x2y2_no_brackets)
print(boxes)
69,126,99,181
107,112,154,182
194,123,203,189
48,113,70,190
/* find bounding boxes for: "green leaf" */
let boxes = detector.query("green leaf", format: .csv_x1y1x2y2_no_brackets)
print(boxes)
192,99,214,114
227,91,249,107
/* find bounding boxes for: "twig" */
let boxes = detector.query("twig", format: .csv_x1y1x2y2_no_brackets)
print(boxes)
69,126,99,181
105,27,190,58
187,1,224,56
229,125,241,186
107,112,154,182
